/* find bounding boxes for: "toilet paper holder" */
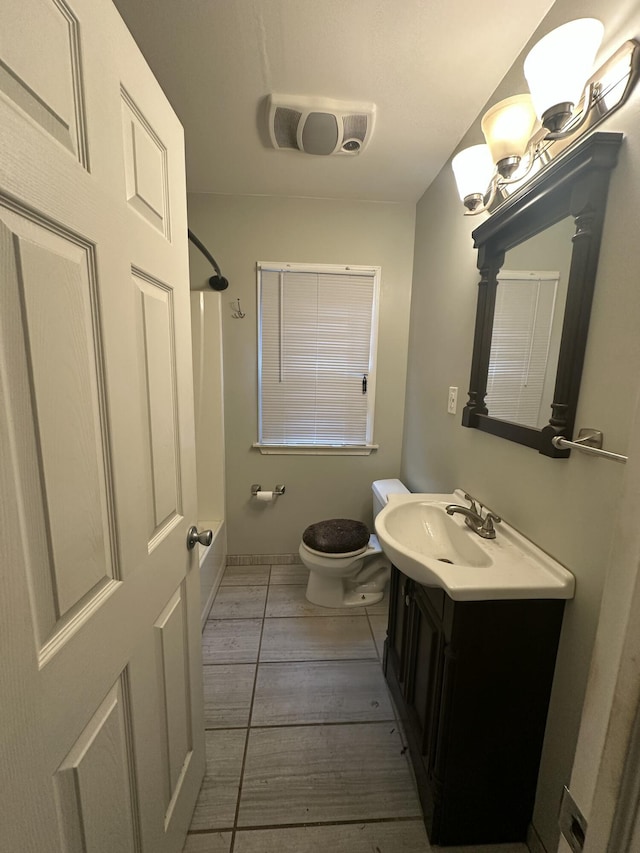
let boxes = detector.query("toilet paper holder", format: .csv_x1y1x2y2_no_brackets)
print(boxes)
251,483,286,496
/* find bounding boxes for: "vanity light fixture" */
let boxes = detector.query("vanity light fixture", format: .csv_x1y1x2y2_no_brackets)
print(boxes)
451,145,495,213
480,94,538,180
452,19,639,215
524,18,603,135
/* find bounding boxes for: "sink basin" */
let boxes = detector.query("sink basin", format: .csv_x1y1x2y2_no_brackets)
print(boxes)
382,501,492,569
375,490,575,601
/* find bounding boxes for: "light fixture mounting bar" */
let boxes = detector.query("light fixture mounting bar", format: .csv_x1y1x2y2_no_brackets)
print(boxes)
489,39,638,213
542,39,639,144
452,33,639,218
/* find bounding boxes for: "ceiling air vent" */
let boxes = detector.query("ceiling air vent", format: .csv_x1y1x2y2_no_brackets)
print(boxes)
267,94,376,156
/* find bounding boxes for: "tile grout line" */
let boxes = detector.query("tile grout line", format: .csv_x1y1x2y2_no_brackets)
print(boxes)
225,814,429,833
366,610,382,661
364,609,415,760
186,812,427,836
195,570,418,852
367,608,412,754
202,656,382,668
228,564,272,853
207,614,378,621
205,718,398,733
363,610,412,752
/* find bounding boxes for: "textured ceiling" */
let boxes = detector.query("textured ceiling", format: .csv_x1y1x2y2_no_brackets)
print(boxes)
113,0,555,202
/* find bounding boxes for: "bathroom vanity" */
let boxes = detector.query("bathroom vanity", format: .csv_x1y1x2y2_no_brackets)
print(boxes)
384,566,565,846
374,490,575,845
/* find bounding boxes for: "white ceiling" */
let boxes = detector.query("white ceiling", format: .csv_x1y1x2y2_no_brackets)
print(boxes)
113,0,555,203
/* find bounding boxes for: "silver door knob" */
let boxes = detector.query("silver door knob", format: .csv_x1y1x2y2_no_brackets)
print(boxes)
186,526,213,550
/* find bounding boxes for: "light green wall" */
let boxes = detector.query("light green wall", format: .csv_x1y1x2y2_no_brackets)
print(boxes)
402,2,640,850
188,193,415,556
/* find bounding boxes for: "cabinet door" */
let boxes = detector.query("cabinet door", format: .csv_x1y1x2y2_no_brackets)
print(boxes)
406,588,445,776
387,565,411,687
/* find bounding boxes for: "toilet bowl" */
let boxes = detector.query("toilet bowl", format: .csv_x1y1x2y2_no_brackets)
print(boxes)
300,479,409,608
300,533,390,608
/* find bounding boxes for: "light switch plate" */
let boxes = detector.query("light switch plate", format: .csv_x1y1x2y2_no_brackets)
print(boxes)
559,785,587,852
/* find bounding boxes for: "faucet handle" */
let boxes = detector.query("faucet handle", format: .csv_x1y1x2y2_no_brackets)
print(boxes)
481,511,502,536
463,492,480,514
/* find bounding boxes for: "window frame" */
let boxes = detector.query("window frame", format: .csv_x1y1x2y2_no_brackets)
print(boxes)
254,261,381,455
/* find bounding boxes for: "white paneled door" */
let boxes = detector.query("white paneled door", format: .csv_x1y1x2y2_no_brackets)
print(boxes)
0,1,204,852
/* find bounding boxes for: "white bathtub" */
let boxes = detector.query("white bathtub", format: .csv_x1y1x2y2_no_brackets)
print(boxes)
197,519,226,628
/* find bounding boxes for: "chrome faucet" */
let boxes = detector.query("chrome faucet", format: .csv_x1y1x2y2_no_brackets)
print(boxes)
445,493,501,539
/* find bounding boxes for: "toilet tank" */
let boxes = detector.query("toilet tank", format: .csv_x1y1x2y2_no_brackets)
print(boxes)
372,478,409,517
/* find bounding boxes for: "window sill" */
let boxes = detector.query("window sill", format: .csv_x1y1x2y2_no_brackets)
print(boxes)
253,443,379,456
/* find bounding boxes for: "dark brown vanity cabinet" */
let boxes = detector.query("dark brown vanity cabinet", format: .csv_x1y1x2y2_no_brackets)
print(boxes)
384,565,565,846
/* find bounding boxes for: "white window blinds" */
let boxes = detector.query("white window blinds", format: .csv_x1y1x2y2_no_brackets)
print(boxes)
485,270,559,428
257,263,379,448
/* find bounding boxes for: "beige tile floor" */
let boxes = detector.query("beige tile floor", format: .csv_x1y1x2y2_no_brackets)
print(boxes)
184,564,530,853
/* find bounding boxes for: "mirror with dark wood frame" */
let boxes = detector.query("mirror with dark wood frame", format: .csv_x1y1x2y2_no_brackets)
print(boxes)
462,131,622,457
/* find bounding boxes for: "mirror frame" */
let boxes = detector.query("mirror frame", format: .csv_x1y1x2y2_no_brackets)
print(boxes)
462,131,623,457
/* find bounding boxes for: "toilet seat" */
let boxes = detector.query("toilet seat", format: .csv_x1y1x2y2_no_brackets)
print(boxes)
301,542,368,559
300,533,383,561
302,517,370,554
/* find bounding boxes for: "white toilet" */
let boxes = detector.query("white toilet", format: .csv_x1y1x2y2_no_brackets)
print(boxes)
300,478,409,608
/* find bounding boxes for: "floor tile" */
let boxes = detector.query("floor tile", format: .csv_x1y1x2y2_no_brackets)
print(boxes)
203,664,255,728
220,565,270,586
265,584,358,617
182,831,232,852
202,619,262,664
368,613,389,659
189,730,246,831
259,616,377,662
208,586,267,619
237,722,421,826
269,564,309,585
252,660,394,725
233,820,431,852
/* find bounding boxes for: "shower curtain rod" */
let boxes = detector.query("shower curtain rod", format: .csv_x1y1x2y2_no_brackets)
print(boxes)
187,228,229,291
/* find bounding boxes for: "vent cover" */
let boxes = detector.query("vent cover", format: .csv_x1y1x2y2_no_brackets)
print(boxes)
267,95,376,156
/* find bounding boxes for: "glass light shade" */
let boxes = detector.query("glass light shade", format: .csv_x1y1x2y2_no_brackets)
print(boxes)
524,18,604,120
481,94,537,166
451,144,495,202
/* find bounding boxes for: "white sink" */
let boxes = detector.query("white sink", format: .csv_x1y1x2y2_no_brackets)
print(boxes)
375,490,575,601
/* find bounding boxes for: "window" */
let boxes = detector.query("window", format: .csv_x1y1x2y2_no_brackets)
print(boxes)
485,269,561,428
255,262,380,454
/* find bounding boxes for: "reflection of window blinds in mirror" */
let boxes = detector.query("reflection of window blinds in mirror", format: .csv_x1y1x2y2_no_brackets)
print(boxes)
485,271,559,428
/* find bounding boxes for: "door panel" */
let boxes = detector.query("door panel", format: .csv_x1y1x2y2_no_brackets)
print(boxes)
155,585,194,813
0,207,119,655
388,565,409,684
410,592,444,771
0,0,88,163
121,89,170,237
0,0,204,851
133,269,182,543
13,221,114,617
54,677,139,853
